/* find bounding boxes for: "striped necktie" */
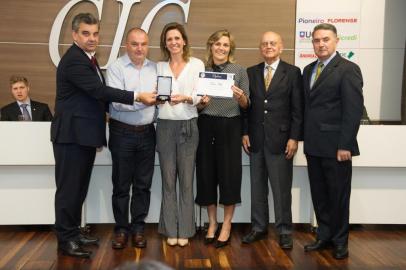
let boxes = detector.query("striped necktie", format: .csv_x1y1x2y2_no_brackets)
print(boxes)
20,104,31,121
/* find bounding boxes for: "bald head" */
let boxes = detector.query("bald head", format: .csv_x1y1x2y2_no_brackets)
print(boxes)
260,31,284,64
126,27,148,42
125,28,149,66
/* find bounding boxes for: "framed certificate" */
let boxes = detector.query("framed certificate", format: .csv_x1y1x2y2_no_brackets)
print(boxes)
196,71,235,98
157,76,172,102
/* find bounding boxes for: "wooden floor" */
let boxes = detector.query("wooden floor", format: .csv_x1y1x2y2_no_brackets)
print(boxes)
0,223,405,270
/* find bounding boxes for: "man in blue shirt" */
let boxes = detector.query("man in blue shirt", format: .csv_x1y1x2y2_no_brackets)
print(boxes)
106,27,157,249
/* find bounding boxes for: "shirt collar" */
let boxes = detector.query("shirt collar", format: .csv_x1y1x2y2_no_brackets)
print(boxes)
17,98,31,107
74,42,95,59
122,54,150,68
212,61,229,72
318,51,337,67
265,58,280,71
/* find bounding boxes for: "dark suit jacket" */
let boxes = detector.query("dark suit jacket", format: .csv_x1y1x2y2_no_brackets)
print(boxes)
244,60,304,154
303,52,364,158
1,100,53,121
51,43,134,147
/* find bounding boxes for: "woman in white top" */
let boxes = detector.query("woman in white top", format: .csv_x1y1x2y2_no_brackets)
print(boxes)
156,22,207,247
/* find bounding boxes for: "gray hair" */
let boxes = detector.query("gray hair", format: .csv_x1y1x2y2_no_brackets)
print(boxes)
72,13,99,32
312,23,337,37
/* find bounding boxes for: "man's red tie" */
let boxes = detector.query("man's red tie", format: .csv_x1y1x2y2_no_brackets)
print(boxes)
91,56,98,69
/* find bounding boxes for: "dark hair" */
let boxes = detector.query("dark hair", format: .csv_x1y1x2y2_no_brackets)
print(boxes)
205,29,236,67
312,23,337,37
10,75,29,87
72,13,99,32
159,22,190,61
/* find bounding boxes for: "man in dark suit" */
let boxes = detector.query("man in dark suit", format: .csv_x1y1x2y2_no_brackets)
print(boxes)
51,13,155,258
1,75,52,121
302,23,363,259
242,32,303,249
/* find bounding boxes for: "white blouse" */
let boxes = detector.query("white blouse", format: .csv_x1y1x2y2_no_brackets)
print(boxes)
157,57,205,120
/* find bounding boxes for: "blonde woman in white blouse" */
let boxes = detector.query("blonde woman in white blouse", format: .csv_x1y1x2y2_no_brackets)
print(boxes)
156,22,208,247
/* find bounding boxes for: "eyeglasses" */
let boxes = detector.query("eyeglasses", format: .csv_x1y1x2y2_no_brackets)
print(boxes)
261,41,278,47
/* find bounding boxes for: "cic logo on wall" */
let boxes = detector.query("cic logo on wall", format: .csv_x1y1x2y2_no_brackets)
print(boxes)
49,0,191,69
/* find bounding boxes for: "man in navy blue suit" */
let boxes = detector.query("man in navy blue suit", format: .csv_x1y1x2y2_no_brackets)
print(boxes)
51,13,155,258
302,23,363,259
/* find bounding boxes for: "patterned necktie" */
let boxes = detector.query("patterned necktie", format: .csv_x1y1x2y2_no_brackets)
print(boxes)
314,62,324,82
20,104,31,121
264,65,272,90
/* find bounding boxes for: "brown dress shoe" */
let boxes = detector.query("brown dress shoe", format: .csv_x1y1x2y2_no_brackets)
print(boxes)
112,232,128,249
132,232,147,248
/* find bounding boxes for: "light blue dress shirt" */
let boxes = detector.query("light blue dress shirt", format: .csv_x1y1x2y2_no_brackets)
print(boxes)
106,54,157,125
310,51,337,88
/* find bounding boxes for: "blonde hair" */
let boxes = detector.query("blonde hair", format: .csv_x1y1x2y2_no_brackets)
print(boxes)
10,75,29,87
205,29,236,68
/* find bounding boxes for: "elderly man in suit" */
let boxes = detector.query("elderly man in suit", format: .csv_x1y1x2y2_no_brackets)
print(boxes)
242,31,303,249
51,13,155,258
302,23,363,259
1,75,52,121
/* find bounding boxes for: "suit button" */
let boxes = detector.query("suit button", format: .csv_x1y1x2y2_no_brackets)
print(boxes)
264,110,268,114
264,100,268,103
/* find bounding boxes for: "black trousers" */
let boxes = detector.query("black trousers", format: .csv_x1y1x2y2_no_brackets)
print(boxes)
306,155,352,246
195,115,242,206
108,123,155,233
53,143,96,243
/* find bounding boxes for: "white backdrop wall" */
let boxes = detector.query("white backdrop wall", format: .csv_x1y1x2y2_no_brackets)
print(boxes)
296,0,406,121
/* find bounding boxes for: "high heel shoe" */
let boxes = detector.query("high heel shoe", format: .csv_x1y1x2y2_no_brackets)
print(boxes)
215,229,231,248
215,235,230,248
204,224,219,245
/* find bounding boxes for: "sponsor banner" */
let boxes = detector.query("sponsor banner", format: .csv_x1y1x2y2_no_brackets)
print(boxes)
295,11,361,67
295,49,359,71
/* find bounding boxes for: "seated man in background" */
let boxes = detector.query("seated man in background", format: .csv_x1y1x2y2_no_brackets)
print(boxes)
0,75,53,121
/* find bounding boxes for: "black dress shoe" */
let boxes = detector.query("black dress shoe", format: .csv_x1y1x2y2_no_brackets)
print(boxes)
78,233,99,246
333,245,349,259
279,234,293,249
242,230,267,244
204,226,219,245
304,239,331,252
58,240,92,258
215,235,230,248
112,232,128,249
132,232,147,248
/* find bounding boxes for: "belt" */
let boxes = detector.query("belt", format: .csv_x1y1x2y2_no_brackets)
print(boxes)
109,118,152,132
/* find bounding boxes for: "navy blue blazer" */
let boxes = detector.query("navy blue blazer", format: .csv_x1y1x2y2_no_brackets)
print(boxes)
51,44,134,147
244,60,304,154
303,52,364,158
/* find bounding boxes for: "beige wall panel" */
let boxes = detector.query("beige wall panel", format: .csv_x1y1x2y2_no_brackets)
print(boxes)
0,44,56,110
0,0,296,110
